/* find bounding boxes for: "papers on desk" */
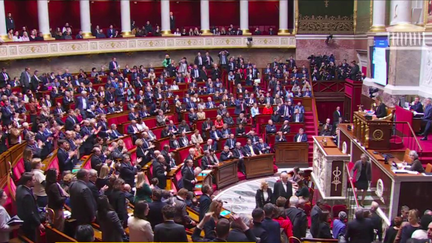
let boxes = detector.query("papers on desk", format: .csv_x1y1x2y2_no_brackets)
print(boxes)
413,111,424,116
7,216,23,226
63,210,71,219
393,169,418,174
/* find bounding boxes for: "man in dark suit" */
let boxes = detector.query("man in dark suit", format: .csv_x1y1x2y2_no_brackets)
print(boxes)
193,213,256,242
220,146,234,161
349,60,360,80
291,109,304,123
344,208,374,243
204,52,213,69
285,196,307,239
109,57,119,73
333,106,342,125
410,97,424,113
76,91,90,118
69,169,96,225
154,205,188,242
170,11,175,31
194,52,204,68
57,139,77,174
261,204,281,243
243,139,259,156
310,199,325,238
0,68,10,88
251,208,268,243
148,189,167,229
421,98,432,140
198,185,213,221
182,159,196,191
273,172,293,201
294,128,308,143
6,13,14,31
19,67,31,93
30,70,40,92
224,134,236,150
153,155,168,189
16,172,44,242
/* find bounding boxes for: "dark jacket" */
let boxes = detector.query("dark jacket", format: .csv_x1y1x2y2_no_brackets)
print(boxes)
273,180,293,201
251,221,268,243
285,207,307,239
98,211,125,242
411,159,425,173
310,205,322,238
46,183,66,210
181,166,196,191
69,180,96,225
16,185,41,230
154,221,188,242
197,194,212,223
108,190,128,226
261,217,281,243
345,218,374,243
255,188,273,208
148,200,167,229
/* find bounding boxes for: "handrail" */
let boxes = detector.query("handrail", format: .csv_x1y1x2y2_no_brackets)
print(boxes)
393,121,423,154
345,164,359,208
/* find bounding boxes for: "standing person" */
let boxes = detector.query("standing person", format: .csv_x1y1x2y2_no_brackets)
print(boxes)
128,200,153,242
147,189,167,229
273,172,293,201
398,209,422,243
421,98,432,141
31,158,47,207
350,154,371,207
0,188,21,243
384,217,402,243
154,205,188,242
96,195,125,242
255,181,273,209
345,208,374,243
310,199,326,238
45,168,67,231
198,184,213,221
69,169,96,225
261,203,281,243
16,172,44,242
134,172,152,203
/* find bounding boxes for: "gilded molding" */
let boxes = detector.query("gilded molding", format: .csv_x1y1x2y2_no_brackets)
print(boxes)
298,15,354,34
0,36,296,61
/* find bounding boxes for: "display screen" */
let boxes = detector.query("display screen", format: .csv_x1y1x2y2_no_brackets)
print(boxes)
371,36,389,86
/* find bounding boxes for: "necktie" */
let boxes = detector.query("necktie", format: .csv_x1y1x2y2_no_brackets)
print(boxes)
3,73,6,80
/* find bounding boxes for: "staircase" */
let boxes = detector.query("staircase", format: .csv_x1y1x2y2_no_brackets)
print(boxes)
304,111,316,166
420,151,432,166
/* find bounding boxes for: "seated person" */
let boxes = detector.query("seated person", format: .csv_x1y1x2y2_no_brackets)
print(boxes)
294,128,307,142
256,138,270,154
410,97,423,113
280,120,291,134
265,120,277,134
408,150,425,173
374,97,387,119
275,131,287,143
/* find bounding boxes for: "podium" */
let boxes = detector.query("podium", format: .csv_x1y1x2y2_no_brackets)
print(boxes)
352,112,392,150
312,136,350,199
244,153,275,179
213,160,239,189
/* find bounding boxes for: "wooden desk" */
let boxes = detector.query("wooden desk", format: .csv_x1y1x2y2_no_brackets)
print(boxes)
339,124,432,221
315,136,337,148
244,153,275,179
213,159,239,189
274,142,308,167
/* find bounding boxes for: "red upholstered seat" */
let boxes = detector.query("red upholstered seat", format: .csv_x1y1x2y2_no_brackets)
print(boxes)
158,139,170,151
3,177,17,215
237,172,246,181
83,160,91,169
48,157,59,172
332,205,347,218
12,158,25,182
123,136,133,150
144,118,157,129
177,145,194,163
130,151,137,165
151,127,164,139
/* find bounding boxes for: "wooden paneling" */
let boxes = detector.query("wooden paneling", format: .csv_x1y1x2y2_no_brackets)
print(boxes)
214,160,239,189
244,153,274,179
274,142,308,167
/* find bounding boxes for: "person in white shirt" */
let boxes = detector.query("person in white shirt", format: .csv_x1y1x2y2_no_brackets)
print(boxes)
128,201,153,242
21,31,30,42
31,158,48,207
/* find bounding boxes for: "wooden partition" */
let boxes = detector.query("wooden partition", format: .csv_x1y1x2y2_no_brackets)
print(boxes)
45,225,76,243
213,159,239,189
274,142,309,167
244,153,275,179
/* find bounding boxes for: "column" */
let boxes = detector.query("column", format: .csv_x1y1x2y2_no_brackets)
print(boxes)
200,0,212,35
278,0,289,35
121,0,134,37
0,0,9,41
161,0,171,35
240,0,251,35
80,0,94,38
37,0,53,40
388,0,424,31
370,0,386,32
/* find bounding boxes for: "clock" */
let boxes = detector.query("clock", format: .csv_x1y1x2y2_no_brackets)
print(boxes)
372,129,384,140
